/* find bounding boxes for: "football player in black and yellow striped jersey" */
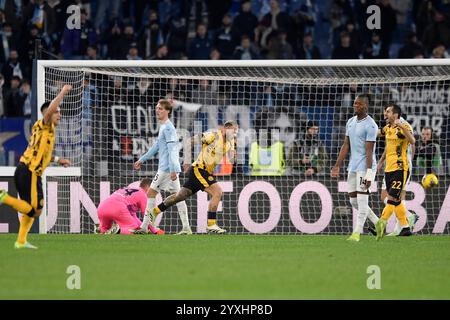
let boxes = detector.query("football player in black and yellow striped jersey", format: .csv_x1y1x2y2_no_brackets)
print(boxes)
375,103,416,240
0,84,72,249
151,121,238,234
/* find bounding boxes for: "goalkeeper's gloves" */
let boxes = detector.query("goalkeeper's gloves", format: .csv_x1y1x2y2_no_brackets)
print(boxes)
364,168,373,183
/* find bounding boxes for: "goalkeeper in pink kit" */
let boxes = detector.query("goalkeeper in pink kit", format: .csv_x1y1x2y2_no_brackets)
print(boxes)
97,178,163,235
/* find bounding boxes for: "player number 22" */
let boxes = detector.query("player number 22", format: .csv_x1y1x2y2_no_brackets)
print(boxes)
391,181,402,189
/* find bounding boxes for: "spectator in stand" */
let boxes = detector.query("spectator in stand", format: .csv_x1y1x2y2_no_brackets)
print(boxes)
84,45,99,60
286,120,328,176
232,0,259,41
398,31,424,58
214,13,236,60
150,44,169,60
331,31,360,59
210,47,221,60
257,0,292,49
22,0,56,47
126,44,142,60
105,20,125,60
329,0,355,48
188,23,212,60
415,126,443,176
422,11,450,55
19,79,31,117
61,9,97,59
233,34,260,59
378,0,397,49
297,32,321,59
430,44,449,58
0,1,21,32
117,25,138,59
1,49,25,87
342,21,362,52
94,0,121,33
265,30,294,59
259,0,292,32
50,0,69,53
138,10,164,60
363,32,389,58
3,75,25,117
164,12,188,59
291,4,315,55
0,23,19,66
19,25,40,72
414,0,436,41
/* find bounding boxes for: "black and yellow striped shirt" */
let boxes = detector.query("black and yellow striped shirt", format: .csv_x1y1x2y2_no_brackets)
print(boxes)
192,130,234,174
20,119,56,176
381,121,413,173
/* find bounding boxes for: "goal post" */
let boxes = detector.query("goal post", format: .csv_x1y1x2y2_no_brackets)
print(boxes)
36,59,450,235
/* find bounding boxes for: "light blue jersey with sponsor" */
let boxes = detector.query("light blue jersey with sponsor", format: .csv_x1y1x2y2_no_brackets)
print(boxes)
345,115,378,172
139,120,181,173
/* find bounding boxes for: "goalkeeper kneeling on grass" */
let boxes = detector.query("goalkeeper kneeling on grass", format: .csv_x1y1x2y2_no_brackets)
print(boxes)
96,178,163,235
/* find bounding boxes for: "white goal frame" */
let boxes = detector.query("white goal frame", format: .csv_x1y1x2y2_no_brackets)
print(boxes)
35,59,450,234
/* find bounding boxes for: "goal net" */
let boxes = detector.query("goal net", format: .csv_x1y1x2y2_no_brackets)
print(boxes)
38,60,450,235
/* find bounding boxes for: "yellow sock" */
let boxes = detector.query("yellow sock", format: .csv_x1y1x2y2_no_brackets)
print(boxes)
381,203,395,221
3,194,33,214
207,219,216,226
17,215,35,244
394,202,408,227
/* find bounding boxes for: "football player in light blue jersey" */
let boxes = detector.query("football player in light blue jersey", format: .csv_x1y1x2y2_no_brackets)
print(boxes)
331,94,380,242
132,99,192,235
376,107,417,236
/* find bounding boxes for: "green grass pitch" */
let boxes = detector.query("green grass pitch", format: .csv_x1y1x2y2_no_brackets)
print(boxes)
1,234,449,299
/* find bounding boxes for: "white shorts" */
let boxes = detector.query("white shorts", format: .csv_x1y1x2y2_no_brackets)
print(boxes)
381,173,411,190
347,171,376,193
150,171,181,194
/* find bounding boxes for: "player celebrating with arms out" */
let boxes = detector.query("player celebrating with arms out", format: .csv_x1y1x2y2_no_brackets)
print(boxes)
150,121,238,234
376,105,417,236
0,84,72,249
132,99,192,235
331,94,380,242
375,104,415,240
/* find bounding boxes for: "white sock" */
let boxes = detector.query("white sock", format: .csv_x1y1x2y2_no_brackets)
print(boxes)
392,201,412,233
147,198,155,212
350,197,378,227
355,194,369,234
403,200,412,218
140,198,156,229
140,213,150,230
367,209,379,224
393,219,401,234
176,201,190,229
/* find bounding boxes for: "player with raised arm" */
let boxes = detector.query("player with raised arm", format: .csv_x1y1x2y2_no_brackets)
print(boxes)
331,94,379,242
150,121,238,234
376,105,417,236
0,85,72,249
131,99,192,235
375,104,415,240
96,178,162,235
